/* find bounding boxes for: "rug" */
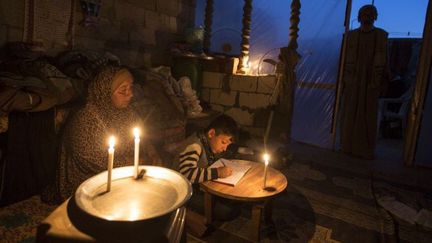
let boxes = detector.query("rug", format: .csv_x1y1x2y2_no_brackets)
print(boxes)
0,196,55,243
198,157,432,242
1,149,431,242
202,160,384,243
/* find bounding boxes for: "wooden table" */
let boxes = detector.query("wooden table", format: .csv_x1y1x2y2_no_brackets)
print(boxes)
200,160,287,242
36,197,186,243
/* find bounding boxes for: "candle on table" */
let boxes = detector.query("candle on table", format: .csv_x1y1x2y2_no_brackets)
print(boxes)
107,136,116,192
133,127,140,179
263,153,269,188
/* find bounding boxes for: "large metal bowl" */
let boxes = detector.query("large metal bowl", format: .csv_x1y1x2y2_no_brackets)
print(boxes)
75,165,192,222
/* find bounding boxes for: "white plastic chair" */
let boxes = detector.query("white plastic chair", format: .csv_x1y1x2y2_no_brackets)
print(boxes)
378,85,413,138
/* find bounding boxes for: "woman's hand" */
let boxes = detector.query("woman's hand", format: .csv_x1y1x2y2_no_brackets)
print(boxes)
217,166,232,178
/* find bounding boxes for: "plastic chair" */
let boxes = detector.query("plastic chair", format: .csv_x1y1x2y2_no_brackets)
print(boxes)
378,85,413,138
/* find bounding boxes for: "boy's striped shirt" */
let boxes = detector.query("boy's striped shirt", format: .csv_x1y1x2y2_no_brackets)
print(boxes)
178,143,218,183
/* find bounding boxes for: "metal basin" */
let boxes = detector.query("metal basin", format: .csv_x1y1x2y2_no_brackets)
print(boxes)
75,165,192,222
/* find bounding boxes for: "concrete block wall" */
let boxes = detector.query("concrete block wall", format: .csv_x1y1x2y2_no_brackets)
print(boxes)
201,71,279,137
0,1,25,44
0,0,196,68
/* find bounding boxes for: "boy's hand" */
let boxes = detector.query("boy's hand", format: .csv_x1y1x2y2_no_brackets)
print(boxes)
217,166,232,178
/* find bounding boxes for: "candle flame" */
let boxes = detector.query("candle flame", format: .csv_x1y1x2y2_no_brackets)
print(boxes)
108,136,116,148
263,153,270,165
133,127,140,138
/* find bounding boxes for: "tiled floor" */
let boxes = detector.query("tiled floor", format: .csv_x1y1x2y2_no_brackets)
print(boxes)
192,137,432,242
290,138,432,191
2,137,431,243
244,136,431,191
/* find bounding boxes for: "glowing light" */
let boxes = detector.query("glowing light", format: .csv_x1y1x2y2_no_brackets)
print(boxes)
263,153,270,165
133,127,140,138
108,136,116,149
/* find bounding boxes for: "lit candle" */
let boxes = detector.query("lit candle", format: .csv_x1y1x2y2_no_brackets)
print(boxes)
263,153,269,188
107,136,116,192
133,127,140,179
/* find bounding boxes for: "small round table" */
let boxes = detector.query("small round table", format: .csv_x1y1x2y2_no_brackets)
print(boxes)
200,160,287,242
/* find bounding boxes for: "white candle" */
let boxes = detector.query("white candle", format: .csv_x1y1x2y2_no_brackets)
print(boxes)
263,153,269,188
107,136,116,192
133,127,140,179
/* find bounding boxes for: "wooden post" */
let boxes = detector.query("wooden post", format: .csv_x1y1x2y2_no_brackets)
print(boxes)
331,0,353,149
278,0,301,141
404,0,432,166
237,0,253,74
203,0,214,53
287,0,301,50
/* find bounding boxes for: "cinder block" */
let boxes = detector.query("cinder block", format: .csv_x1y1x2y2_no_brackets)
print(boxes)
159,14,171,31
100,0,115,12
129,28,156,45
230,74,257,92
145,10,161,29
257,75,278,94
39,1,70,22
75,20,121,40
210,104,224,113
178,3,195,23
239,93,271,109
169,16,177,33
210,89,237,106
154,30,180,48
3,1,25,28
202,72,223,88
156,0,180,16
124,0,156,11
225,107,254,126
116,2,145,25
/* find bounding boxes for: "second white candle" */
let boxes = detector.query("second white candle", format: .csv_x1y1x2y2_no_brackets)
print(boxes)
133,127,140,179
107,136,116,192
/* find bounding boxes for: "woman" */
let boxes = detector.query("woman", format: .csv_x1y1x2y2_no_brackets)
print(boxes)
56,66,158,200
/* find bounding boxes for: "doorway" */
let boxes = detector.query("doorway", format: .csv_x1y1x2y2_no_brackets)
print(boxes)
339,0,429,163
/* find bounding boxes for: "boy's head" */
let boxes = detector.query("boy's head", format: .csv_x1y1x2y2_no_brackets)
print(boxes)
205,115,238,154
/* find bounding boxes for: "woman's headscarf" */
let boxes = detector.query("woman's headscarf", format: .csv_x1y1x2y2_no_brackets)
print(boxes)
87,66,136,129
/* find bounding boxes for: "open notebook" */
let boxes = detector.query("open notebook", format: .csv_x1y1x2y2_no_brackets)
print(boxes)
209,159,251,186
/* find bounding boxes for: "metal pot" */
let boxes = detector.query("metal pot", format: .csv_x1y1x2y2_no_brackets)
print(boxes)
72,165,192,241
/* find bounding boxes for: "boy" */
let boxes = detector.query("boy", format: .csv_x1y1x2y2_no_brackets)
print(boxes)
177,115,239,235
178,114,237,183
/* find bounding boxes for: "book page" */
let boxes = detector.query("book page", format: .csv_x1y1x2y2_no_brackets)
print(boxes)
209,159,251,186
